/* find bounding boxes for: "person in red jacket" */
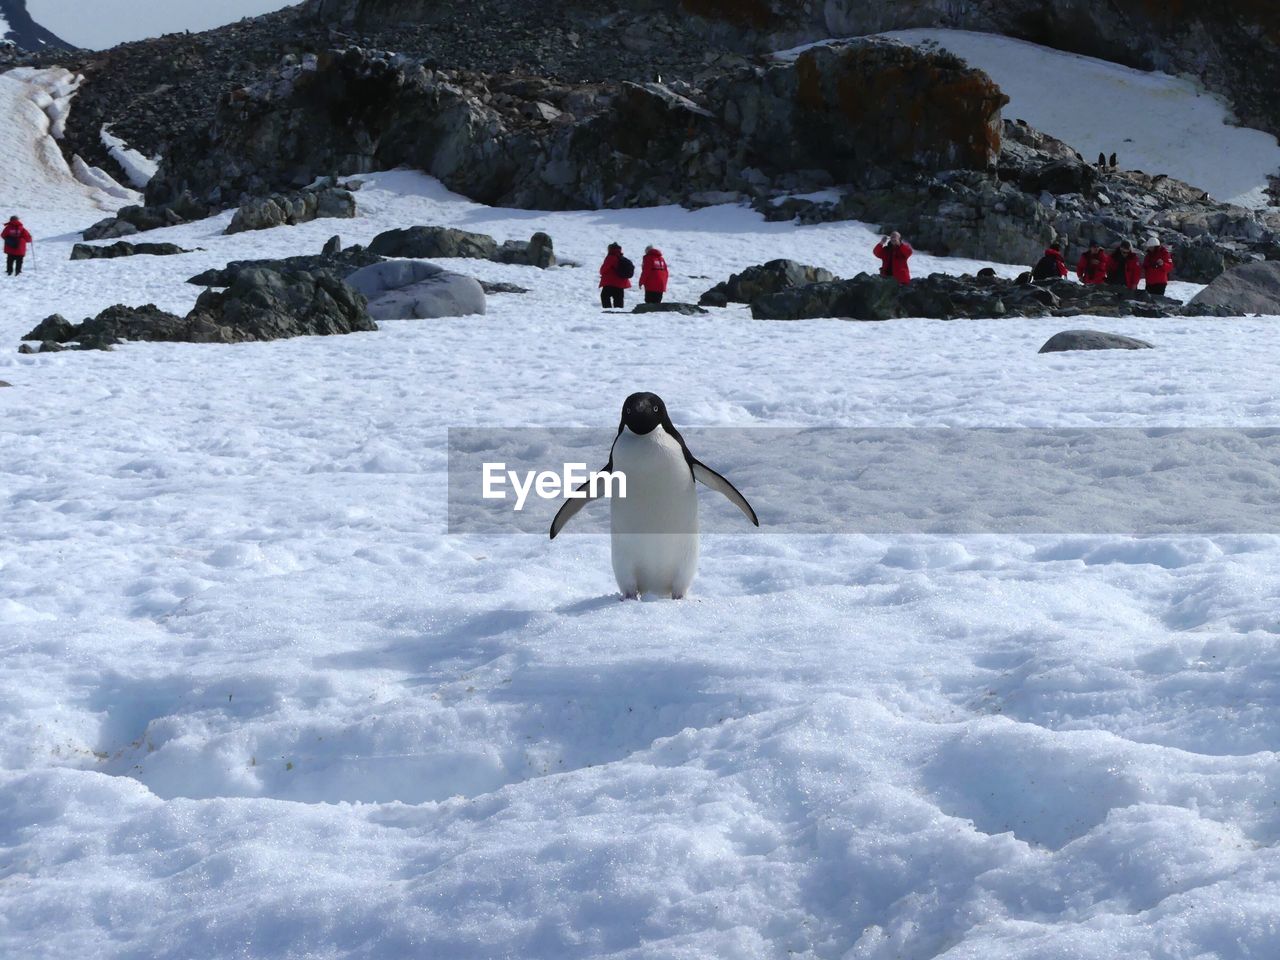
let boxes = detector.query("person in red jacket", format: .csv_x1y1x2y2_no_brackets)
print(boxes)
1031,243,1069,281
873,231,912,285
1107,240,1142,290
598,242,632,309
3,216,32,276
1076,240,1111,285
1143,237,1175,295
638,245,669,304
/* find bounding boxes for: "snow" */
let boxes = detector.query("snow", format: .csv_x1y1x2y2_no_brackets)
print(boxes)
776,29,1280,210
3,67,1280,960
100,125,159,188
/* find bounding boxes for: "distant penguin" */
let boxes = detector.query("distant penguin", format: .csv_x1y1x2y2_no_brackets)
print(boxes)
1109,152,1118,169
1097,152,1106,169
550,392,758,599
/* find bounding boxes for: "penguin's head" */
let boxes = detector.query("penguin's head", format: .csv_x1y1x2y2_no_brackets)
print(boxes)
621,392,668,436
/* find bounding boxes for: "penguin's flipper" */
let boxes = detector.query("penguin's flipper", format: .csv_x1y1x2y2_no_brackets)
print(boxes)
549,462,611,539
691,460,759,527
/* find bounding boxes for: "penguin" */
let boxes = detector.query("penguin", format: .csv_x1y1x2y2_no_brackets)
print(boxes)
549,392,758,599
1109,152,1118,170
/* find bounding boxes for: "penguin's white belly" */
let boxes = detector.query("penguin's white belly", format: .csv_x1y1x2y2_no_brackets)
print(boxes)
610,429,699,597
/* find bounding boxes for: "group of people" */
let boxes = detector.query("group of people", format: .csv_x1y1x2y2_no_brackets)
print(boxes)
1047,237,1175,294
3,215,32,276
598,243,668,308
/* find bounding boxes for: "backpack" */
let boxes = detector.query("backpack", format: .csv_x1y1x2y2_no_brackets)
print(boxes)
616,256,635,280
1031,253,1059,280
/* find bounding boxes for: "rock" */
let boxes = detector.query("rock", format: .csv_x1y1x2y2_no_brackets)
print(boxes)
345,260,486,320
494,232,556,268
186,268,376,340
81,218,139,241
631,302,709,314
0,380,10,386
1038,330,1155,353
17,344,35,355
187,248,383,287
700,260,837,307
480,281,530,294
368,226,499,261
37,341,67,353
322,235,342,255
225,184,357,234
22,315,76,342
750,272,1183,322
1188,260,1280,314
82,192,212,240
70,241,194,260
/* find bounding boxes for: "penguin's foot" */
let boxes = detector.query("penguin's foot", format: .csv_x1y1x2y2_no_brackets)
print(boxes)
620,591,639,601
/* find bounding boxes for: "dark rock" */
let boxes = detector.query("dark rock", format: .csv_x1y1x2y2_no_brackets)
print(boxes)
185,268,375,340
494,232,556,268
70,241,194,260
82,192,213,240
0,380,11,386
368,226,499,261
750,272,1183,322
17,344,35,355
225,184,357,234
322,235,342,255
700,259,837,307
631,302,709,315
345,260,486,319
187,248,383,287
480,281,530,294
1188,260,1280,314
22,315,76,342
1038,330,1155,353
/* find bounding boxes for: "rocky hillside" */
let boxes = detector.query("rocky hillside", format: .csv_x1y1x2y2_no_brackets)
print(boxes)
0,0,75,51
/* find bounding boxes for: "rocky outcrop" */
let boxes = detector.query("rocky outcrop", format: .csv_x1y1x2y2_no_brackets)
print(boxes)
82,193,213,240
764,121,1280,281
699,259,836,307
1038,330,1154,353
25,268,375,350
748,272,1185,321
0,0,77,51
145,39,1007,213
1188,261,1280,315
70,241,194,260
225,183,358,234
631,302,710,314
345,260,486,319
187,248,384,287
368,226,556,267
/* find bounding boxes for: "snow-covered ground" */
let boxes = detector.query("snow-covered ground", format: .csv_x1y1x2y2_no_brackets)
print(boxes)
3,64,1280,960
778,29,1280,210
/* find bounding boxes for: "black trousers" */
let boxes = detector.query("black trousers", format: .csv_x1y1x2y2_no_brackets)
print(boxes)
644,290,664,304
1147,282,1167,296
5,254,22,275
601,286,624,308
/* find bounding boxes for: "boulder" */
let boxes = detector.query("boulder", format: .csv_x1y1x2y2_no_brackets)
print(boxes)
186,268,376,340
225,185,357,234
494,232,556,268
480,281,530,294
367,226,499,261
21,315,76,342
345,260,486,320
1038,330,1155,353
1188,260,1280,315
700,259,837,307
187,248,383,287
70,241,194,260
82,192,211,240
631,302,710,315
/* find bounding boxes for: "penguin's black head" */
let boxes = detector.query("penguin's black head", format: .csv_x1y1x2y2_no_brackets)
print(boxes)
621,392,668,435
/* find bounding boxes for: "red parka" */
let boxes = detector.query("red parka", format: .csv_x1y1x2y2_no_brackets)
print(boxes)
1111,250,1142,289
2,219,32,257
873,240,912,285
1143,246,1174,286
639,249,669,293
1076,249,1112,285
599,250,631,289
1040,248,1068,278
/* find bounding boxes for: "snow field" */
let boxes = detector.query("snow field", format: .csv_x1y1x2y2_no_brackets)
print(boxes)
2,42,1280,958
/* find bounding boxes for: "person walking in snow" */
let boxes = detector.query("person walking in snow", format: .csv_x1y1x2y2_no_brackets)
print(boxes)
3,216,32,276
1076,240,1111,285
1031,242,1069,282
1142,237,1175,295
874,231,912,286
638,246,669,304
599,242,633,309
1107,240,1142,290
